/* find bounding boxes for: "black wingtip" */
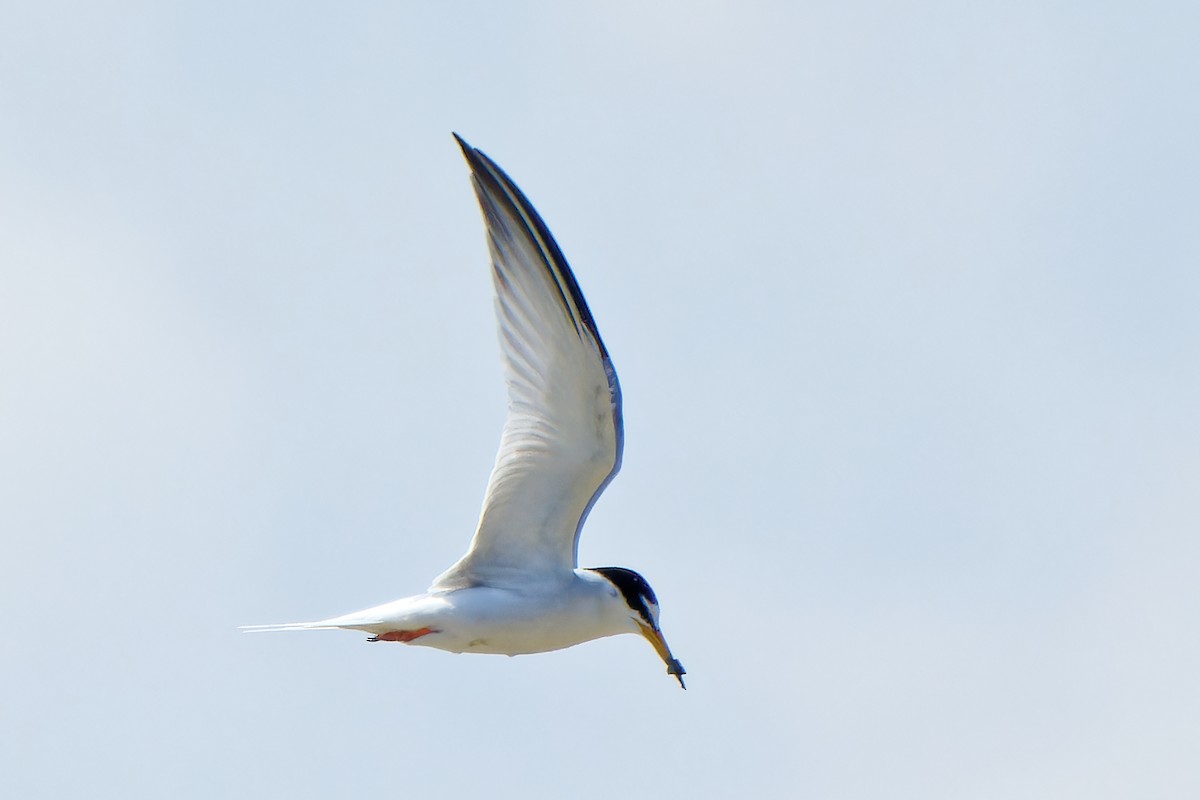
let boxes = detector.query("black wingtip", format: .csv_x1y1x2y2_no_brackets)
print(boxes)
449,133,613,364
451,134,518,196
453,132,491,175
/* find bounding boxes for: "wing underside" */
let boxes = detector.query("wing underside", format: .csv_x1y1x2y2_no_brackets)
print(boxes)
432,136,624,590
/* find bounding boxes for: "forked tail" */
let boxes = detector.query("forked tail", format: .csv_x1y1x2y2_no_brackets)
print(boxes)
238,622,342,633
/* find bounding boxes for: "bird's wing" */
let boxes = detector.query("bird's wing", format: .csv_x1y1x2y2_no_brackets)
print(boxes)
431,136,623,591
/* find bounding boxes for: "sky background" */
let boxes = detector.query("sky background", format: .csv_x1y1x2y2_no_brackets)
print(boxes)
2,2,1198,798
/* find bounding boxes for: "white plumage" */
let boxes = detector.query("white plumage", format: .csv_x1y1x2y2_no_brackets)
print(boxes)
243,135,685,688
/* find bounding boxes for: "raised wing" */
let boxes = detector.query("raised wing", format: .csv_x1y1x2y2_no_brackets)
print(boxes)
431,136,624,590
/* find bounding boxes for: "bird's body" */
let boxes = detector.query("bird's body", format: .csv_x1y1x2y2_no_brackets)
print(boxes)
246,570,638,657
244,135,686,688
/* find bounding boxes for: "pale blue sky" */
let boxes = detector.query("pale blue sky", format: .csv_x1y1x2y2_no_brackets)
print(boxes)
2,2,1198,798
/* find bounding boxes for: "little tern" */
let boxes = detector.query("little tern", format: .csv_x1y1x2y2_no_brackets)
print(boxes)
243,135,686,688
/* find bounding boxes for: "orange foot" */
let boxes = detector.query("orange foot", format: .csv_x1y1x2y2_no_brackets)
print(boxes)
369,627,439,643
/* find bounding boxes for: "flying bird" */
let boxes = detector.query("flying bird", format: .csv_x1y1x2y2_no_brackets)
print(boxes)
243,135,686,688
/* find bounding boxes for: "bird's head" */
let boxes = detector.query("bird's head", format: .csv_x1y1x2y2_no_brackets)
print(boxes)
589,566,687,689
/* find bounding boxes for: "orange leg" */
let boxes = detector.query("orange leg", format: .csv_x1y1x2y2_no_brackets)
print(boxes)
369,627,439,643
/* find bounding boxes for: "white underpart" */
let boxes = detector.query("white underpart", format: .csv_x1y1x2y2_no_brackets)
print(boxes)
243,571,638,656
